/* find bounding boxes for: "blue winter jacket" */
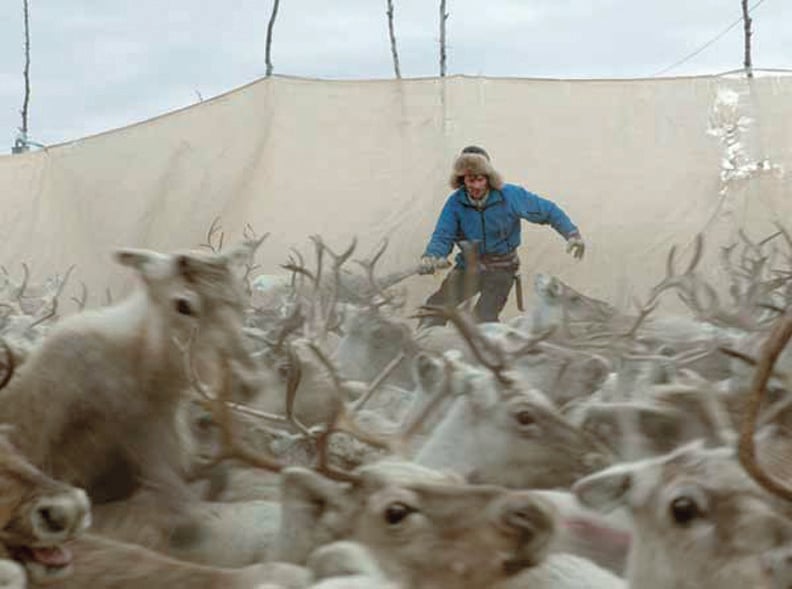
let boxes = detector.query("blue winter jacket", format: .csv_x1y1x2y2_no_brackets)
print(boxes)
422,183,579,268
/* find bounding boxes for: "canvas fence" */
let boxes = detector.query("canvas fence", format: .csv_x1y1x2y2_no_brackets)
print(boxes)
1,74,790,316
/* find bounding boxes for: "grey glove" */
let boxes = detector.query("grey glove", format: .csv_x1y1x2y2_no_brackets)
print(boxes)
566,234,586,260
418,256,449,275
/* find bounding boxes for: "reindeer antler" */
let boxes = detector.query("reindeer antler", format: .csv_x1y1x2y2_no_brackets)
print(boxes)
282,343,312,438
414,305,514,386
13,263,30,302
354,238,397,308
646,233,704,306
237,226,268,296
70,282,89,311
310,236,357,335
210,355,286,472
28,265,75,329
200,217,225,253
738,311,792,501
398,357,456,443
0,339,15,390
282,248,316,286
270,302,305,354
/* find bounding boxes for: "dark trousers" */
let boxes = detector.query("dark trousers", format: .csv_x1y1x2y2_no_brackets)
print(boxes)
419,267,515,328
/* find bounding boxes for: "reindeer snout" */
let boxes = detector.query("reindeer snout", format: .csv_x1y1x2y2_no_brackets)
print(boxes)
0,560,25,589
32,489,91,539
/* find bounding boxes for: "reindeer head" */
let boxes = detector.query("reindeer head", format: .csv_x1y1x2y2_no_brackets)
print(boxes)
531,273,618,332
496,332,611,405
277,460,557,589
0,430,91,585
114,242,262,397
115,246,247,328
412,352,613,489
574,442,792,589
566,399,716,461
334,306,417,390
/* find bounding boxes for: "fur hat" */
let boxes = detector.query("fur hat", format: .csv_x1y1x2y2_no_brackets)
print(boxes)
449,146,504,190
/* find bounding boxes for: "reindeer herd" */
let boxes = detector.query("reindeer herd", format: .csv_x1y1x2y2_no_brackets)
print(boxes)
0,223,790,588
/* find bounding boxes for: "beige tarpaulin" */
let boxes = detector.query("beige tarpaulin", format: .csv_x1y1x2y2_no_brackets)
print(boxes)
0,74,790,316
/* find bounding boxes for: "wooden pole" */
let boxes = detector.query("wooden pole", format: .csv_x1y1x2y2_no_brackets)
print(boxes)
265,0,281,77
386,0,402,78
439,0,448,77
741,0,753,78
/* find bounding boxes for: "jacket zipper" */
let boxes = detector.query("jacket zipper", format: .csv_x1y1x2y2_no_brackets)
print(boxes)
480,196,502,253
479,209,487,253
461,191,500,255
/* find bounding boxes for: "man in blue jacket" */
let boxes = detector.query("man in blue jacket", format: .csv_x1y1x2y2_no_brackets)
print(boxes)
418,145,585,327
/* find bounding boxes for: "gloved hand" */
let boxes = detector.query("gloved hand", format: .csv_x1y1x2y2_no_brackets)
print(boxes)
418,256,448,275
566,234,586,260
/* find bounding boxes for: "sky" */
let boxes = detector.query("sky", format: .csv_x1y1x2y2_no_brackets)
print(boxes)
0,0,790,151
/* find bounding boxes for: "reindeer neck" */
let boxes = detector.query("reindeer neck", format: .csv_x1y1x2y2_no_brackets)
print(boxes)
119,292,189,388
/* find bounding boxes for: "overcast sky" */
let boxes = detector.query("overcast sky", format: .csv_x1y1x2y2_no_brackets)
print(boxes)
0,0,790,151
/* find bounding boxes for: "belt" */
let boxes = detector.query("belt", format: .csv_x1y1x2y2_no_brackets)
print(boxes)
478,250,519,271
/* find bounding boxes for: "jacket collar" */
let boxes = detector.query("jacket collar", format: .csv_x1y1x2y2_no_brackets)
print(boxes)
454,187,504,209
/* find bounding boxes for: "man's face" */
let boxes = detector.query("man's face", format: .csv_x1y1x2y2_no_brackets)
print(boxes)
464,174,489,199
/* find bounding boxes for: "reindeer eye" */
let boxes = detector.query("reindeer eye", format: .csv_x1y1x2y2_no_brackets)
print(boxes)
276,361,292,380
670,496,702,525
195,414,214,431
514,410,536,427
383,502,413,525
175,298,194,316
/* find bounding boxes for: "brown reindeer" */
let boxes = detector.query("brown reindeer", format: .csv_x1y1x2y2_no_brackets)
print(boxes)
0,428,89,586
36,535,311,589
0,425,308,589
275,460,559,589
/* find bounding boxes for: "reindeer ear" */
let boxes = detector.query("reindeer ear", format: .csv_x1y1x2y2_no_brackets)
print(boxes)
175,253,230,285
277,467,352,563
114,248,158,270
573,463,634,513
637,406,685,440
545,276,563,299
731,497,792,553
413,352,444,395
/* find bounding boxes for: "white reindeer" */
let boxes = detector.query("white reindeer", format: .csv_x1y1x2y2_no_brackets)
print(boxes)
0,243,297,571
411,352,613,489
574,442,792,588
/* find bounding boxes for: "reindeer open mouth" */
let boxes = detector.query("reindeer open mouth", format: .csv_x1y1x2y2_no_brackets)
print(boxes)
1,488,91,584
6,542,76,582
